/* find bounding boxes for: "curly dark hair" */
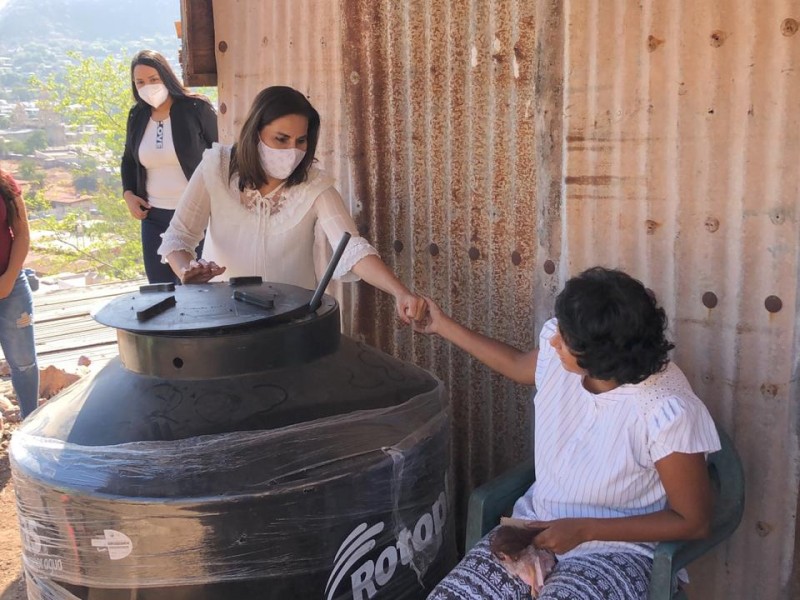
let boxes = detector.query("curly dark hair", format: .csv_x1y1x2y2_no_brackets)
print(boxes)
554,267,674,384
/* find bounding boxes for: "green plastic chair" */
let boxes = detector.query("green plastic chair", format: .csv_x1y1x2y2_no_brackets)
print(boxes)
464,423,744,600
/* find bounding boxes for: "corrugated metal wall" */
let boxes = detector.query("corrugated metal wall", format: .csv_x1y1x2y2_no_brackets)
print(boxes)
339,0,541,526
211,0,542,519
560,1,800,597
204,0,800,596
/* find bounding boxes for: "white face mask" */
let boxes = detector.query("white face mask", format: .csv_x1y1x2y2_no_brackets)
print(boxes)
258,141,306,180
138,83,169,108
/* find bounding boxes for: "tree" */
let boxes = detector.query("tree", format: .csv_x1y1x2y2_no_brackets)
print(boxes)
32,188,143,280
23,129,48,154
35,52,131,161
18,159,45,190
24,189,51,215
32,53,143,280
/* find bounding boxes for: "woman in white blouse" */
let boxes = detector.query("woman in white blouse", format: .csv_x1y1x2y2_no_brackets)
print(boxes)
418,267,721,600
159,86,423,322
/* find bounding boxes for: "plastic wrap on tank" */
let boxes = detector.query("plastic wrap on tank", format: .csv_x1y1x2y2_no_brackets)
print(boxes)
11,384,455,599
11,282,457,599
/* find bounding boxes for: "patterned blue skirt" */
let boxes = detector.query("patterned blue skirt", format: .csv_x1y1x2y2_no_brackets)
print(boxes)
427,532,652,600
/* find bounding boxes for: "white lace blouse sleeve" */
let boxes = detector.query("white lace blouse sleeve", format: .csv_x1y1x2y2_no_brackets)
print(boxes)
157,164,212,261
314,186,379,281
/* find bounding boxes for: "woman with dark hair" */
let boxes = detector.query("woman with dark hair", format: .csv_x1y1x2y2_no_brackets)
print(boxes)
416,267,720,600
0,169,38,418
159,85,423,323
121,49,218,283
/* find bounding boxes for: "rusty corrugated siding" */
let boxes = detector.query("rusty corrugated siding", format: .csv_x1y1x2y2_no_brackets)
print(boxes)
341,0,542,536
209,1,543,531
561,0,800,597
193,0,800,595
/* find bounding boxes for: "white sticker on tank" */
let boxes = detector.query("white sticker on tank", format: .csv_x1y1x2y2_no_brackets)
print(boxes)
91,529,133,560
20,517,43,554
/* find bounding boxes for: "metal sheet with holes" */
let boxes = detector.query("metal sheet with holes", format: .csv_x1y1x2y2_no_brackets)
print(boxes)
198,1,799,596
560,1,800,597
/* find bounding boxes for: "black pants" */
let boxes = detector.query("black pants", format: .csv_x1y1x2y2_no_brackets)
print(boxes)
141,207,204,284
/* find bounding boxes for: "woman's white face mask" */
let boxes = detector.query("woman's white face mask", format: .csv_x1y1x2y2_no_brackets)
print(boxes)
138,83,169,108
258,141,306,180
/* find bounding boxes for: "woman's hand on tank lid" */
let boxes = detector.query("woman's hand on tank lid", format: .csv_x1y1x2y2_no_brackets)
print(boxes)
180,259,226,284
123,191,150,220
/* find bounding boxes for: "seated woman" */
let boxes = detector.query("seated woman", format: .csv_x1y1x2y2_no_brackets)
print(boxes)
158,86,422,323
415,267,720,600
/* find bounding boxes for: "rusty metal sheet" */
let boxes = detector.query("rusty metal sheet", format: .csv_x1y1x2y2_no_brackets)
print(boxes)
190,1,800,595
340,0,541,535
561,0,800,597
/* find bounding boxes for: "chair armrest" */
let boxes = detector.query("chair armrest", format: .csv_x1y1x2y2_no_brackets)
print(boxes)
464,460,535,553
649,528,732,600
648,430,745,600
649,502,744,600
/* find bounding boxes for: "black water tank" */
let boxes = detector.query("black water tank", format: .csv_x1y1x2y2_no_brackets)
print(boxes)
11,282,456,599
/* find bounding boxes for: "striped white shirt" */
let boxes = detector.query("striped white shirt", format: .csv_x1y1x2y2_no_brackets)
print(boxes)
512,318,721,560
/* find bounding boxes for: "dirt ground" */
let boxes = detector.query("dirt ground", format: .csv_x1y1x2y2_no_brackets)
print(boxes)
0,420,26,600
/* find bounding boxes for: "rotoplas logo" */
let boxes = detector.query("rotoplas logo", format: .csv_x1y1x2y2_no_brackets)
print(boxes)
324,480,449,600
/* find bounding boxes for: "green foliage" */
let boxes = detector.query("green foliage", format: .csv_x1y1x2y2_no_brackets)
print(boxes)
23,129,48,154
18,159,46,189
194,86,218,105
24,189,52,215
34,52,131,165
73,173,98,193
30,52,144,281
30,184,143,280
3,139,28,156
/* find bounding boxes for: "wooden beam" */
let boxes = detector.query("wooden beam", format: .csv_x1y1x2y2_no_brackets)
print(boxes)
179,0,217,87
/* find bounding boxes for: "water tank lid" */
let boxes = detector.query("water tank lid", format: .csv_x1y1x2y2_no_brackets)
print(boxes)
93,282,329,334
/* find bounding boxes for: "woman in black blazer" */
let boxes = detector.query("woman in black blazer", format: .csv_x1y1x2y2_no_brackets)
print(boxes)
121,50,218,283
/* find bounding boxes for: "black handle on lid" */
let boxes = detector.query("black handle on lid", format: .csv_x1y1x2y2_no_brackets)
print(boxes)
308,232,351,313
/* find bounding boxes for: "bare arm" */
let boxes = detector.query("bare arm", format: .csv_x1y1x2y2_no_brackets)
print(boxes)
0,193,31,299
528,452,714,554
162,164,224,283
315,188,423,323
350,254,422,324
414,296,538,385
